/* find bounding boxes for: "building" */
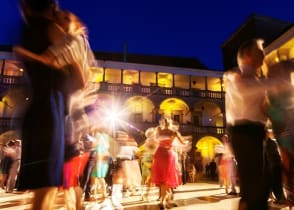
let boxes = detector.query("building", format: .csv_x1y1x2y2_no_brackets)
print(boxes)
0,15,293,165
222,14,292,70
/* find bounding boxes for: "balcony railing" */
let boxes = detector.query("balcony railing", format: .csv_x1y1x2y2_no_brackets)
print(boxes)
0,117,22,133
180,124,225,136
0,77,225,137
94,82,225,99
127,122,225,137
0,77,224,100
0,75,25,92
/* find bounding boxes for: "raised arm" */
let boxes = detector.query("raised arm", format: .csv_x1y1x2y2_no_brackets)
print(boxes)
13,22,66,69
174,131,187,145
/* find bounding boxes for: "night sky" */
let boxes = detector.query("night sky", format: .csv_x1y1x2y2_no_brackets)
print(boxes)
0,0,293,70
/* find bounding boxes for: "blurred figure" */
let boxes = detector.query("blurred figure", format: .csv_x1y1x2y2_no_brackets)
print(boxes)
16,1,87,209
113,135,140,207
208,159,217,179
62,118,89,210
6,140,22,193
0,141,14,191
14,5,95,114
263,129,286,204
224,39,269,210
218,153,238,195
221,134,238,195
151,118,188,209
187,163,196,183
79,132,97,202
91,130,110,202
266,60,294,207
135,127,157,201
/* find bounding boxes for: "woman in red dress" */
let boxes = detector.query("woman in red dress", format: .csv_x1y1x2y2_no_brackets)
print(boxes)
151,118,187,209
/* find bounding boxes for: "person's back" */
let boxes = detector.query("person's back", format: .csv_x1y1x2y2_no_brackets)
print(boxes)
266,60,294,206
17,1,69,209
19,12,66,189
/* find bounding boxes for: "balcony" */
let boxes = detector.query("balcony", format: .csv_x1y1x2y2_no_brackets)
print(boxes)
128,122,225,138
0,117,22,133
0,75,25,93
0,78,225,138
0,76,225,100
95,82,225,99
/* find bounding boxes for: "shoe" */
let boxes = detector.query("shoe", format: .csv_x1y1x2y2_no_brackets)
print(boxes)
228,191,238,196
166,202,178,208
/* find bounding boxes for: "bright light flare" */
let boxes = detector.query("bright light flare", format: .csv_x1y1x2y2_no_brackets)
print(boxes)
106,111,119,123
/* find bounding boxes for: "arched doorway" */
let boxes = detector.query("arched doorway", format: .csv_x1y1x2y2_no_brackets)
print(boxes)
124,96,154,123
160,98,190,123
195,136,223,165
193,101,223,127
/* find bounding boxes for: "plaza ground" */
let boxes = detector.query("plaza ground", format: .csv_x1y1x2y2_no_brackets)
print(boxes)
0,182,292,210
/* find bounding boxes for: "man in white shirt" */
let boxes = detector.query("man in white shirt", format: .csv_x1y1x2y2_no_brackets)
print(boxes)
224,39,270,210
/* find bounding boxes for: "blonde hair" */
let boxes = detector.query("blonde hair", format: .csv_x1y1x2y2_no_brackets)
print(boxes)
56,10,88,37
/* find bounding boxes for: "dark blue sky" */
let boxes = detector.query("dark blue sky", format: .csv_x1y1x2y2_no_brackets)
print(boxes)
0,0,293,70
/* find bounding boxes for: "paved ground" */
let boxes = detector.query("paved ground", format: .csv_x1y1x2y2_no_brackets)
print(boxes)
0,182,292,210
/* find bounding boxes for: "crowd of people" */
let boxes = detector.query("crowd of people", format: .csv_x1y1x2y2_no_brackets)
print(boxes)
0,121,194,210
0,1,293,210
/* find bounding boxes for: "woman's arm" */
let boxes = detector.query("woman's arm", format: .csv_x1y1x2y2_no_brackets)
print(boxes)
174,131,187,145
13,46,55,67
14,21,67,68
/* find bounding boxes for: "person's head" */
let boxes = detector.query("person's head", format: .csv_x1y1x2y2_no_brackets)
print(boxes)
55,10,86,35
237,38,265,75
222,134,229,143
159,117,171,129
20,0,59,22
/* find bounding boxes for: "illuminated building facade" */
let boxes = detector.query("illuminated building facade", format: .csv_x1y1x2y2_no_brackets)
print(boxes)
0,15,293,163
0,47,225,162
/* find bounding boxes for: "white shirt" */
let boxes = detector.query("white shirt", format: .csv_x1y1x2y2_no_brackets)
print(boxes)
224,71,268,125
117,145,138,160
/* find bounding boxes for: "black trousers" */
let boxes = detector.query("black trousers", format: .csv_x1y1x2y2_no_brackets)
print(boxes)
228,121,270,210
264,138,285,201
80,150,96,198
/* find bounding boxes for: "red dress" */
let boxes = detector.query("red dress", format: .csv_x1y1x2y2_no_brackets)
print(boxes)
151,139,179,188
63,152,90,188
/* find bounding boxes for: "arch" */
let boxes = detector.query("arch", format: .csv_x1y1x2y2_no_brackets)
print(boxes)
124,96,155,123
159,98,190,123
195,136,223,163
192,101,224,127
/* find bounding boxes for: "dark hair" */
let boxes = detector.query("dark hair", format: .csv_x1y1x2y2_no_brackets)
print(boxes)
237,38,264,67
22,0,58,12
